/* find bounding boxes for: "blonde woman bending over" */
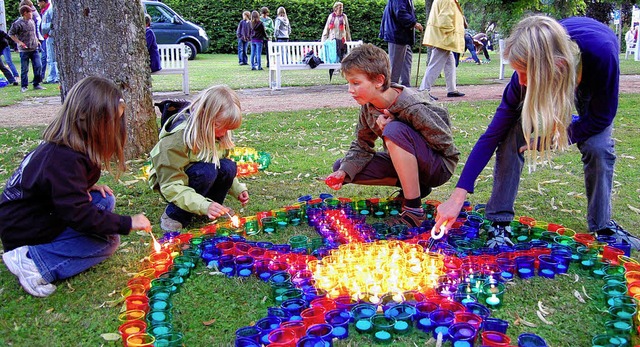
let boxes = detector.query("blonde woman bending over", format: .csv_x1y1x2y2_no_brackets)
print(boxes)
433,15,640,250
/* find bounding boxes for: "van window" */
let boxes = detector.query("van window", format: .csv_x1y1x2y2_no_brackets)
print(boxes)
146,4,173,24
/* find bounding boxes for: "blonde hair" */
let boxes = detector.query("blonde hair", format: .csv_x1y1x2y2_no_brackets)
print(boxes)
242,11,250,21
43,76,126,174
505,15,579,169
183,85,242,166
333,2,343,10
277,7,287,18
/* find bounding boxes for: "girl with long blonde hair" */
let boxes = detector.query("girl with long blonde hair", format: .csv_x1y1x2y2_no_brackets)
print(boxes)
433,15,639,250
149,85,249,232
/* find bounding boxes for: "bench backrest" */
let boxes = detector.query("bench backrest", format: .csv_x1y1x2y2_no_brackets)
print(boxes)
157,43,187,70
269,40,363,66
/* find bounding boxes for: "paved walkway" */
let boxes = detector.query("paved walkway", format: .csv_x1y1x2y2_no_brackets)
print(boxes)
1,75,640,128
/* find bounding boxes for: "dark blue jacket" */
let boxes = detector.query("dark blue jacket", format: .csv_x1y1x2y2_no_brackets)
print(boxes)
146,27,162,73
457,17,619,193
379,0,418,46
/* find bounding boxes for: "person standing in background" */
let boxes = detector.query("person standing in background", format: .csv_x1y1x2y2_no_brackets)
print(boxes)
40,0,58,83
145,15,161,73
379,0,423,87
9,5,45,92
419,0,465,100
274,7,291,42
236,11,251,66
260,7,274,68
250,10,266,71
36,0,49,81
321,2,351,43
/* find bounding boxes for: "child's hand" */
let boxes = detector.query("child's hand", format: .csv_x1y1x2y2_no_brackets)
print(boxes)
131,214,152,231
238,191,250,206
325,170,346,190
376,110,395,131
207,202,230,220
87,184,113,200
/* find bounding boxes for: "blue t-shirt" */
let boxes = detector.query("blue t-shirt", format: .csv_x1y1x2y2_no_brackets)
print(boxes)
457,17,619,193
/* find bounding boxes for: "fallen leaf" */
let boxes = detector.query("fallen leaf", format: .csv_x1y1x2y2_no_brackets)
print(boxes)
536,310,554,325
66,282,75,293
573,290,586,303
203,318,216,326
582,285,593,300
100,333,121,341
627,204,640,214
46,307,54,314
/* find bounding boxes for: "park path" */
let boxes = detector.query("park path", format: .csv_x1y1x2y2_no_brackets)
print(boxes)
1,75,640,128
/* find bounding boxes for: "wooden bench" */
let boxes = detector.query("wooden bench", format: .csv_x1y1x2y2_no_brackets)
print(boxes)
268,40,363,90
498,39,509,80
153,43,190,94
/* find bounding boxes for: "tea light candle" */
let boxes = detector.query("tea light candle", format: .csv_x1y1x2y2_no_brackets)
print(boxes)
461,295,475,305
152,326,170,335
374,330,391,341
332,326,348,339
613,321,631,330
486,294,500,307
125,326,140,334
394,320,409,333
151,311,167,321
501,271,513,280
417,318,434,332
453,341,471,347
355,319,372,333
264,227,275,233
238,268,252,277
540,269,554,278
152,301,169,310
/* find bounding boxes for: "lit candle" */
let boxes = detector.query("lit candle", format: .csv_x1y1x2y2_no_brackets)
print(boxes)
486,294,500,307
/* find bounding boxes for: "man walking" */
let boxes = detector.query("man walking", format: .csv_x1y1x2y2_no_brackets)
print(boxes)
379,0,423,87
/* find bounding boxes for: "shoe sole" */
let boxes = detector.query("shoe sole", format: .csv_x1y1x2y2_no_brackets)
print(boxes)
2,251,55,297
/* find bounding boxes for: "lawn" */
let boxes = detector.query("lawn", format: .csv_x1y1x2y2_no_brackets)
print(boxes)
0,51,639,347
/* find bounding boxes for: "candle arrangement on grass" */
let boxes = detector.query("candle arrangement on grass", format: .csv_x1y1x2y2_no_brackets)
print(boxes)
113,195,638,346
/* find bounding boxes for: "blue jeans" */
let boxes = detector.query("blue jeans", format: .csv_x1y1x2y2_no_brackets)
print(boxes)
333,121,451,198
2,46,19,77
237,39,248,64
28,191,121,283
19,50,42,88
250,41,263,69
484,122,615,232
165,159,237,227
40,40,47,80
45,37,59,82
0,54,16,83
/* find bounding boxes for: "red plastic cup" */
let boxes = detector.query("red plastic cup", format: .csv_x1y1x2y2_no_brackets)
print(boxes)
481,331,511,346
118,320,147,347
125,295,149,313
267,327,297,346
301,306,327,328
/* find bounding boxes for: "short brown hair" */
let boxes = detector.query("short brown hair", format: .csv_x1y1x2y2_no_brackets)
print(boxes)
260,7,269,15
19,5,33,15
341,44,391,91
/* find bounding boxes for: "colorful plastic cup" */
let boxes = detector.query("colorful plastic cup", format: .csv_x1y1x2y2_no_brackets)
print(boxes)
515,255,535,279
537,254,558,279
483,317,509,334
517,332,548,347
448,322,477,344
153,332,183,347
126,332,155,347
481,331,511,346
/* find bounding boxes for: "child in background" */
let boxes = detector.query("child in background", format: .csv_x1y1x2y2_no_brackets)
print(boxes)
149,85,249,232
0,76,151,297
250,10,266,70
236,11,251,66
326,44,459,228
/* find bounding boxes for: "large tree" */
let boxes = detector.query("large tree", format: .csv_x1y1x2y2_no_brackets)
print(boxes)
54,0,158,159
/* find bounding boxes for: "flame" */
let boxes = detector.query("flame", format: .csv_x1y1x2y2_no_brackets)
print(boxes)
230,215,240,228
149,231,162,253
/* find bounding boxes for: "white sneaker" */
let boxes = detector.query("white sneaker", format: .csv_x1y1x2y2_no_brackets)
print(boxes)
2,246,57,297
161,212,183,232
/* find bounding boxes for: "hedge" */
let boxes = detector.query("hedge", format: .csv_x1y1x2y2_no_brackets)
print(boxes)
163,0,427,53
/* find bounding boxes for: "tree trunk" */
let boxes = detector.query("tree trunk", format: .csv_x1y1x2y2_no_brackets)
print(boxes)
54,0,157,159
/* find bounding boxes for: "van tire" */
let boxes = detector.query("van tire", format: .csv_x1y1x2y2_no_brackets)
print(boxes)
183,41,197,60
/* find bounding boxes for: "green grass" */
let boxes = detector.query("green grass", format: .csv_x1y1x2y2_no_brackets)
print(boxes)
3,50,640,106
0,92,639,346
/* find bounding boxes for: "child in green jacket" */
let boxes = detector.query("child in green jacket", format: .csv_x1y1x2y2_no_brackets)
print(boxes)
149,85,249,232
